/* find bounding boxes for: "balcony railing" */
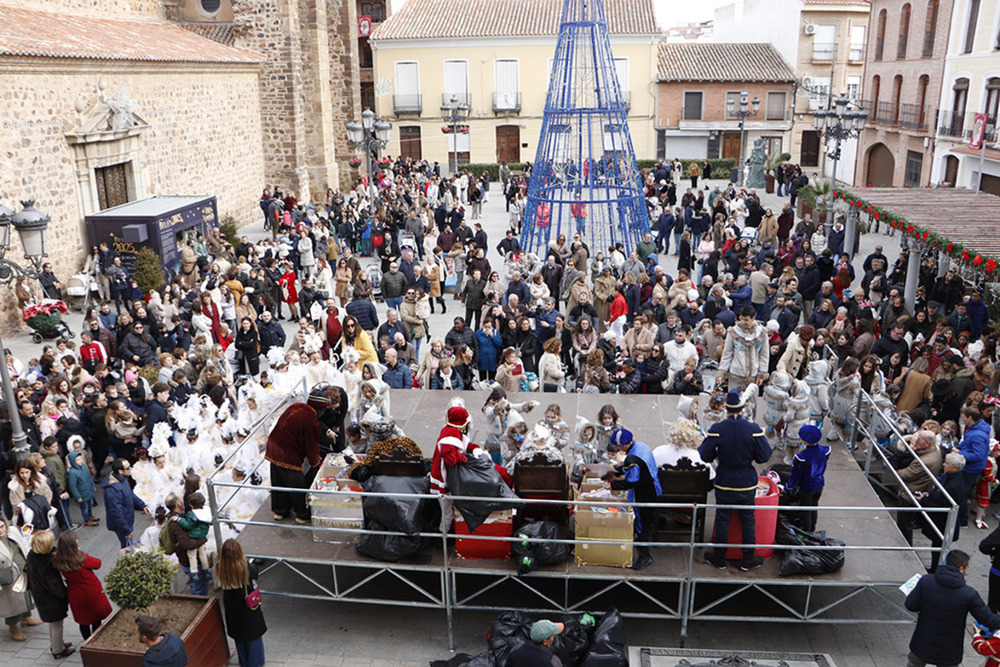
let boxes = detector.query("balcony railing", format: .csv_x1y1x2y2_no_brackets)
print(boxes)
812,42,835,61
937,110,999,142
860,100,933,130
492,92,522,113
393,94,423,114
897,103,931,130
620,91,631,110
849,44,865,60
442,92,471,107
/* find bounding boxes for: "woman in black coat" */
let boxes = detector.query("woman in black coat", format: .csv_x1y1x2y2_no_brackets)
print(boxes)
26,530,72,658
216,539,267,667
234,317,260,376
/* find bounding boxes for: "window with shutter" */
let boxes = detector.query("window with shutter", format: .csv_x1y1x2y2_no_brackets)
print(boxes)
765,92,786,120
444,60,469,106
494,60,519,111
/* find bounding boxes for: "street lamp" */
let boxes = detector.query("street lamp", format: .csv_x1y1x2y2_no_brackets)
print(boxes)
0,199,50,459
814,94,868,245
441,95,470,176
726,90,760,185
345,108,391,204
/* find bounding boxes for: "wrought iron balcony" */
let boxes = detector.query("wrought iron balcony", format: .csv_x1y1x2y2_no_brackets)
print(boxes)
442,93,471,108
393,94,422,114
812,42,835,61
492,92,522,113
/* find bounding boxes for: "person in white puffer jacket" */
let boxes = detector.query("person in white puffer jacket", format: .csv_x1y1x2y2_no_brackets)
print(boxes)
719,306,770,391
662,326,699,379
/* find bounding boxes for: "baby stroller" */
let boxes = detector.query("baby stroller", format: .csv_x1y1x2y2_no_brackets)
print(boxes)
740,225,759,246
23,300,74,344
400,232,417,253
367,265,384,302
65,273,95,312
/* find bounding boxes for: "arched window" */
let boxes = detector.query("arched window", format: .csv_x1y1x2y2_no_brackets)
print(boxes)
964,0,981,53
892,75,903,123
898,4,911,58
875,9,887,60
871,75,881,122
917,75,930,128
923,0,939,56
985,77,1000,124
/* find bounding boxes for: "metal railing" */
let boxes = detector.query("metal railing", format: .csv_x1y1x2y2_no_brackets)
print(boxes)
938,110,999,142
492,92,522,113
849,44,865,61
898,103,931,130
812,42,836,61
392,94,423,114
204,384,957,649
442,92,471,107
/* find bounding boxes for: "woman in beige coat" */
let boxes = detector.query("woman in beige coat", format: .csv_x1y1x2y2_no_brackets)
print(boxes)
759,209,778,243
623,313,655,358
494,347,525,394
0,517,42,641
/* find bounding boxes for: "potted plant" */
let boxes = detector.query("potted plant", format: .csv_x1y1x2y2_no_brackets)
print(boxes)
80,551,229,667
132,247,164,297
797,179,832,224
764,152,791,194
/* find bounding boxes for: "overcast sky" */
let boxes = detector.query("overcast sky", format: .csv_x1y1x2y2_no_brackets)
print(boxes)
387,0,730,28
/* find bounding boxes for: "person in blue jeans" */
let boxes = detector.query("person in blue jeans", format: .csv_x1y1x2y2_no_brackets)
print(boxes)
102,458,149,547
165,493,210,595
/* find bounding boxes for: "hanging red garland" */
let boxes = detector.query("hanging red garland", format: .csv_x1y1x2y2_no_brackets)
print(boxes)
873,211,880,219
946,242,953,252
963,250,971,261
906,225,915,234
974,254,984,266
987,259,997,273
921,231,929,241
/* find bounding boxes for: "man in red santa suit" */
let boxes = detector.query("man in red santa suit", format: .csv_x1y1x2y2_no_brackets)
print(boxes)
265,388,329,523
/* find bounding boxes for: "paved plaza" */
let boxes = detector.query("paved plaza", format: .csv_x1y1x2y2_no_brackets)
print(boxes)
0,181,989,666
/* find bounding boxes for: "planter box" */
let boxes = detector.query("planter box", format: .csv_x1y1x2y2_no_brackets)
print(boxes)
80,595,229,667
765,174,775,194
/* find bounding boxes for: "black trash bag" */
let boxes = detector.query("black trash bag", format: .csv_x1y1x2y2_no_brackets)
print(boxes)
549,614,592,667
450,456,519,532
580,608,627,667
778,523,846,577
488,610,533,667
363,475,435,536
429,653,492,667
355,520,427,562
510,520,573,575
775,516,808,545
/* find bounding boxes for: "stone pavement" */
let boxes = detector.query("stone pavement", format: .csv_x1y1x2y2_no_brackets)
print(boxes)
0,179,988,666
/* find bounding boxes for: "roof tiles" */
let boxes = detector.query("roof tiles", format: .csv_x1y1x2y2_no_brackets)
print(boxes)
371,0,658,40
657,42,796,83
0,5,262,64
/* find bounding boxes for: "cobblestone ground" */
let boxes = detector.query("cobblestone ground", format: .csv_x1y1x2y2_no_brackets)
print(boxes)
0,179,986,665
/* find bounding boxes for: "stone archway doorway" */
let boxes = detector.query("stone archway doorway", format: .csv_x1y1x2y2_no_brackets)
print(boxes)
866,143,894,187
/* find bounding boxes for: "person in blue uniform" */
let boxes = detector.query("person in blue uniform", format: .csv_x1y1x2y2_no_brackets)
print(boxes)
606,428,662,571
698,388,773,571
784,424,830,532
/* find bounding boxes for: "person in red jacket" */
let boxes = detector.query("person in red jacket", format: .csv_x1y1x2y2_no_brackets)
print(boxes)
323,299,342,361
78,331,108,373
264,388,328,523
52,530,111,641
973,622,1000,667
278,262,299,320
609,287,628,340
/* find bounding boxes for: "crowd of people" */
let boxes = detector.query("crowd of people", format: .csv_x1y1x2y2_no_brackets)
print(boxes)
0,151,998,664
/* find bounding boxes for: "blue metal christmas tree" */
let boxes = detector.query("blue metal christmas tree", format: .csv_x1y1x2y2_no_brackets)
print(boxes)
520,0,650,257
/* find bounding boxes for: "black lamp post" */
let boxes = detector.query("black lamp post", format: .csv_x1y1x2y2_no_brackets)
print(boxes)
346,108,391,204
440,95,470,176
813,95,868,235
0,199,50,458
726,90,760,186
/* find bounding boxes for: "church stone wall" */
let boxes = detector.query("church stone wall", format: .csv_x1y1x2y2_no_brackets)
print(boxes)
326,0,360,190
0,63,263,321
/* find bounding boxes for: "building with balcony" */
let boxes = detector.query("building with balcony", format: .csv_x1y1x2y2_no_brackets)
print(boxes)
855,0,953,187
714,0,870,184
929,0,1000,194
358,0,388,112
655,43,796,164
368,0,658,168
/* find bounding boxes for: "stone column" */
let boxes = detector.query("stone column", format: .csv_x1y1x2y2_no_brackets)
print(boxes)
904,244,921,311
844,207,856,260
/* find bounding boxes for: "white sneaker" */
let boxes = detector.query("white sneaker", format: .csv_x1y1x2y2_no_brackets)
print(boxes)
826,430,840,441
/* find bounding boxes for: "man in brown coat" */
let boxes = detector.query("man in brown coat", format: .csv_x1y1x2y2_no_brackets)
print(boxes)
895,430,943,544
895,363,932,414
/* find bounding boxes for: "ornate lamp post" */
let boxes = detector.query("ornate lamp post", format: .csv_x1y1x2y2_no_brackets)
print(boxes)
813,95,868,244
440,95,470,176
0,200,50,458
346,108,391,204
726,90,760,186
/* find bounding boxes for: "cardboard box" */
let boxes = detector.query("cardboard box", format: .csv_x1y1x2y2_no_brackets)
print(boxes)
574,502,634,568
309,455,363,544
455,510,514,560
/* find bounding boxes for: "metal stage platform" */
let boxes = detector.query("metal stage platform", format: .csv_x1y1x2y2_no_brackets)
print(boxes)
223,391,944,648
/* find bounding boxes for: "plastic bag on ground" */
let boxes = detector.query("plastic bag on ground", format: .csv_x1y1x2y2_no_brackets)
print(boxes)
363,475,435,536
450,456,519,532
580,608,627,667
510,520,573,575
777,522,846,577
355,520,427,562
488,610,533,667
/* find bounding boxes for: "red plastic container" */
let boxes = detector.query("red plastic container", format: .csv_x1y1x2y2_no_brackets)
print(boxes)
455,512,513,560
724,476,780,559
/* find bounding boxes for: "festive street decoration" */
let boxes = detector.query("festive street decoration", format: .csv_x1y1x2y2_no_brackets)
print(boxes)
833,188,999,274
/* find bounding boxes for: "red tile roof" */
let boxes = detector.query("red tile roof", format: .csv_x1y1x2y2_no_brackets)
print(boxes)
179,22,238,48
371,0,658,40
657,43,796,83
0,6,262,63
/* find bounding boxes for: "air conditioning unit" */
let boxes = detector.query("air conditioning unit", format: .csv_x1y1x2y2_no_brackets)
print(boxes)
804,23,816,35
802,76,814,88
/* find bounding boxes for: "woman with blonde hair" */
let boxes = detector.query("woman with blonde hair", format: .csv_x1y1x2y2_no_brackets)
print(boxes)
215,539,267,667
26,530,72,657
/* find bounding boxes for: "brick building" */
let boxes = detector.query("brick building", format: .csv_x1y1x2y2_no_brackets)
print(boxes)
854,0,953,186
655,43,796,164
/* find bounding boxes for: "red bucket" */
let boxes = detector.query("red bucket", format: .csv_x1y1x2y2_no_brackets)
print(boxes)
724,476,780,559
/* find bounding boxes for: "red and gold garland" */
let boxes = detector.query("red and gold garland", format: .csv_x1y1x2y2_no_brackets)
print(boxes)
832,188,996,274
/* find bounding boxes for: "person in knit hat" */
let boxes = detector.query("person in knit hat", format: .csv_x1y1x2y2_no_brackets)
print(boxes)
605,428,661,571
431,402,479,532
264,388,330,523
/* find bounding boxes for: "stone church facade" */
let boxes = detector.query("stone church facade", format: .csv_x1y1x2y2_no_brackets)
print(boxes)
0,0,359,319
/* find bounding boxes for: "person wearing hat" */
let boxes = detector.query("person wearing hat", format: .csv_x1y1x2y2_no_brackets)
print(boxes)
784,425,830,532
698,388,773,570
431,403,479,531
605,428,662,570
263,388,329,523
508,619,564,666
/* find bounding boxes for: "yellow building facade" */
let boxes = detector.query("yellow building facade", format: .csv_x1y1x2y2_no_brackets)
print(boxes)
369,0,659,170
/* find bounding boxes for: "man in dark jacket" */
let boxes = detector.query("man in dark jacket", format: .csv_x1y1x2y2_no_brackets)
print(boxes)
460,269,487,330
871,323,909,361
87,318,117,358
145,384,171,434
164,493,209,595
345,294,379,332
905,549,1000,667
103,458,149,547
119,322,157,366
444,317,477,361
505,270,531,305
257,310,286,358
798,254,821,322
381,262,408,312
136,614,188,667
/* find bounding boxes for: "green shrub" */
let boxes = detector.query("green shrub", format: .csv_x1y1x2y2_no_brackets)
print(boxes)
464,163,526,180
105,550,175,611
219,214,240,246
639,158,737,177
133,247,164,295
